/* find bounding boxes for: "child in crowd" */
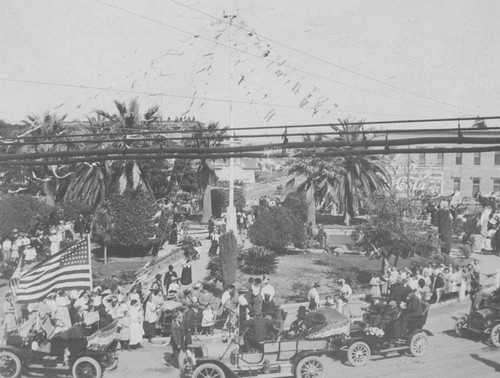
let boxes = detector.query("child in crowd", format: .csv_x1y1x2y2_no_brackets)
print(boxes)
201,304,215,335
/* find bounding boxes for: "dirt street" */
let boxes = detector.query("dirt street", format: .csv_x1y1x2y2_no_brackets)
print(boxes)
103,301,500,378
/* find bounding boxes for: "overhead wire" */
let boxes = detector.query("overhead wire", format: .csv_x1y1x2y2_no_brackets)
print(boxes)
4,135,500,162
3,126,500,147
88,0,460,115
2,116,499,143
3,144,500,167
167,0,472,114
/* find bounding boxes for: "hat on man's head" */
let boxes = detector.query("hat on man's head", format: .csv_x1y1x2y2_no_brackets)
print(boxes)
263,277,270,283
12,229,18,233
313,282,320,288
102,289,112,296
238,287,248,293
193,282,201,289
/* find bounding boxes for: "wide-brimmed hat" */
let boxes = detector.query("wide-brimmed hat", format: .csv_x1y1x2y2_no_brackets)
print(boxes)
102,289,112,296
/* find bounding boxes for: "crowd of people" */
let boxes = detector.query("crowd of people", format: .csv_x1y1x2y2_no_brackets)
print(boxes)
0,225,73,264
366,259,484,305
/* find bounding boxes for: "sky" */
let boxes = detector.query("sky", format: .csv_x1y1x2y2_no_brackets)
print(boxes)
1,0,499,133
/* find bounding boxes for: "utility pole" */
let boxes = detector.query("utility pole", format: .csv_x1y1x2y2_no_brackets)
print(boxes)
224,4,238,234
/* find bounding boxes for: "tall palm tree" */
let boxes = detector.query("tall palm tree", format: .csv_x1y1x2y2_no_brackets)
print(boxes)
330,120,392,220
286,120,391,224
64,99,162,208
18,112,85,206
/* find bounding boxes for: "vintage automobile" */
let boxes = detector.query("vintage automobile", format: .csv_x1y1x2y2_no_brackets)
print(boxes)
342,303,432,367
184,307,350,378
0,319,118,378
455,286,500,346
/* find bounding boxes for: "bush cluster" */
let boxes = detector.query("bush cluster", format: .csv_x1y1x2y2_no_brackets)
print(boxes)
249,206,306,253
93,189,158,256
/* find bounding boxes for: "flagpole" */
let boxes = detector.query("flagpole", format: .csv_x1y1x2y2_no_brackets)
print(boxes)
87,233,93,291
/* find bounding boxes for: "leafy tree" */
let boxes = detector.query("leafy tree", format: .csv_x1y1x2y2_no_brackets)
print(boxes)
249,206,297,253
354,192,441,269
219,231,239,288
92,189,158,256
0,195,55,237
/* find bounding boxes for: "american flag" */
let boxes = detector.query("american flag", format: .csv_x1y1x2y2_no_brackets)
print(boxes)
16,239,91,304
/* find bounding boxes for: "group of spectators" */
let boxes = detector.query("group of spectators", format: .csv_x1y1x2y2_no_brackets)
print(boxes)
368,259,483,305
0,226,70,264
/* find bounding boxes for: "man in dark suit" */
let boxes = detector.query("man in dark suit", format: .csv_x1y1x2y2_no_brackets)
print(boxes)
170,311,185,369
389,278,413,307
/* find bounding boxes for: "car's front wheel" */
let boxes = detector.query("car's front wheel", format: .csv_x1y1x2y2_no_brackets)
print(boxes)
72,356,102,378
347,341,371,367
192,363,225,378
409,332,429,357
295,355,325,378
490,324,500,347
0,351,22,378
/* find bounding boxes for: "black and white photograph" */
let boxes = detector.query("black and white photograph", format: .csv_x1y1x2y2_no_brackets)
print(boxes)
0,1,500,377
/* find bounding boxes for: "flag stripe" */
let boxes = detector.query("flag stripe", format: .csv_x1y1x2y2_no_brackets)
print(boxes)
18,268,90,292
16,239,91,304
16,275,92,302
18,266,88,288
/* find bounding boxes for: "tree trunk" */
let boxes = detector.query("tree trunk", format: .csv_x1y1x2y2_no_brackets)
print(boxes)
104,244,108,265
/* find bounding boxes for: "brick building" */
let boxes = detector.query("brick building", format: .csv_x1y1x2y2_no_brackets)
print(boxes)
388,128,500,198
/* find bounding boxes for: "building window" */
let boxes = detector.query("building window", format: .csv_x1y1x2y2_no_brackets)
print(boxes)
472,178,480,196
494,179,500,194
495,151,500,165
419,153,426,166
474,152,481,165
456,152,462,165
437,152,444,165
453,178,461,193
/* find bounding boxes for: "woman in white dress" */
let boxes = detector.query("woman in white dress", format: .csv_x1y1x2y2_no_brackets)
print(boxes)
54,291,72,333
129,300,144,348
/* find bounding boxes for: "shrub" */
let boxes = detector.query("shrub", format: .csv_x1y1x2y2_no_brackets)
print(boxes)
219,231,239,287
241,246,279,275
92,189,158,256
210,187,246,217
291,281,312,299
248,206,297,253
0,195,55,238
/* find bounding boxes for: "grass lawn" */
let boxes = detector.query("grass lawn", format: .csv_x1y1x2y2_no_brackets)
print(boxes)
235,252,425,305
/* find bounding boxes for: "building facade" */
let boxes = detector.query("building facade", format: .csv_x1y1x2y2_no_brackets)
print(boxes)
388,129,500,198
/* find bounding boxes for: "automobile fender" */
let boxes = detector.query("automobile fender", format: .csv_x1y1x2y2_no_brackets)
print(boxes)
422,329,434,337
71,350,105,365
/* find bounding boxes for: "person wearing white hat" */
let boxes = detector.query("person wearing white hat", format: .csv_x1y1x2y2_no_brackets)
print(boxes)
260,277,275,301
